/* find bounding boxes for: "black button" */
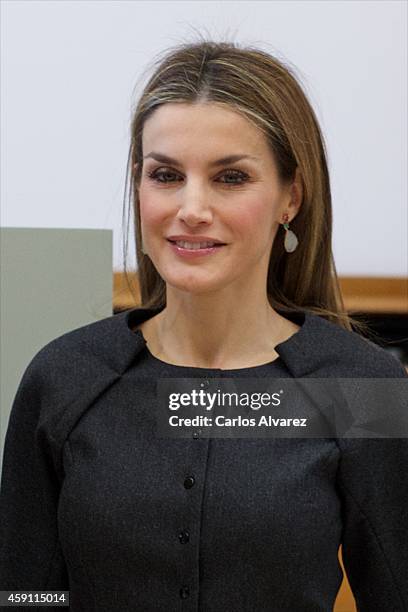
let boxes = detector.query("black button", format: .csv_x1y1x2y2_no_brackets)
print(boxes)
180,586,190,599
184,476,195,489
192,432,199,439
178,530,190,544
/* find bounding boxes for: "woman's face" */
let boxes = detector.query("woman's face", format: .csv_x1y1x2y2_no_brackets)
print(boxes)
136,102,299,295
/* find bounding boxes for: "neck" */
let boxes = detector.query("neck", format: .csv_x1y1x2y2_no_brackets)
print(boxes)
145,288,296,369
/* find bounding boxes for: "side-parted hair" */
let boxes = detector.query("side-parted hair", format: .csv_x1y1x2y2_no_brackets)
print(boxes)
123,34,369,335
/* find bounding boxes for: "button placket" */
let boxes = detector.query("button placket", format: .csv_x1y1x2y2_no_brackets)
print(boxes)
178,383,211,606
192,380,210,438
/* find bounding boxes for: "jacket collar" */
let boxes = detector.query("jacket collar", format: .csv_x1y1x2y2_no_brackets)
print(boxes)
90,305,341,378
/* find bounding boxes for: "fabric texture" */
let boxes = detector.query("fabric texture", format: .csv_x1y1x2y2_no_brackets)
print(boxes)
0,305,407,612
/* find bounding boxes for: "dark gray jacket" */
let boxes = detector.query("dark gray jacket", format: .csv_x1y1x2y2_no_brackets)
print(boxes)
1,306,407,611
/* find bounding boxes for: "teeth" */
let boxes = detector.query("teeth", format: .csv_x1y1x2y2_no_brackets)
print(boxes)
174,240,217,249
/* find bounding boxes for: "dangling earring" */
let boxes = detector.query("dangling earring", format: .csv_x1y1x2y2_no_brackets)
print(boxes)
282,213,299,253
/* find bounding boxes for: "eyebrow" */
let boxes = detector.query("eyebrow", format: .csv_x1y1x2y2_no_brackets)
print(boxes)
143,152,259,166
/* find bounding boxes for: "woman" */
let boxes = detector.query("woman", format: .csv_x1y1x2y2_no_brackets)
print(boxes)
1,38,407,611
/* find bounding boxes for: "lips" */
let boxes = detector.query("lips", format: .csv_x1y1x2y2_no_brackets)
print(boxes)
167,239,226,258
167,239,226,249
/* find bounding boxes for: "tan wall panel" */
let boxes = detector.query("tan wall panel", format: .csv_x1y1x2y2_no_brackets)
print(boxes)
114,272,408,315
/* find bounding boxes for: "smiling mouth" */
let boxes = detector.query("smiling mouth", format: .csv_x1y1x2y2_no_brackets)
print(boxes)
167,239,227,250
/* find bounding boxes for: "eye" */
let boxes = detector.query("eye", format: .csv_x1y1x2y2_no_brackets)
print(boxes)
147,168,181,184
146,167,250,187
219,170,250,185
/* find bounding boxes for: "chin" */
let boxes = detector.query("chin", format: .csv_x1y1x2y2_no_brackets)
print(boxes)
163,273,228,296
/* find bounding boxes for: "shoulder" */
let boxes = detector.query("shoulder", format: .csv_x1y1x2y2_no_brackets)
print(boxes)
300,312,407,378
10,311,142,454
20,310,139,399
6,312,133,482
30,311,128,370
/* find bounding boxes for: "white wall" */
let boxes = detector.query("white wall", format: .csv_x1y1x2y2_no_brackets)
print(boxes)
1,0,407,276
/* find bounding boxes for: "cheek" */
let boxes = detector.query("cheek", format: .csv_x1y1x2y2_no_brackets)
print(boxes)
232,200,274,239
139,192,168,228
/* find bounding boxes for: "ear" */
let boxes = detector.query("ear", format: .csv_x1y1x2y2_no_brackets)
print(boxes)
287,167,303,220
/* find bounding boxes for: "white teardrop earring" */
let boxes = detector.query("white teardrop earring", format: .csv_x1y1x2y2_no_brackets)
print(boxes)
282,213,299,253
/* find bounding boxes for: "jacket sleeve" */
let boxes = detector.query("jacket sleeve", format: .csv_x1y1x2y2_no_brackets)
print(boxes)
337,361,408,611
0,353,69,601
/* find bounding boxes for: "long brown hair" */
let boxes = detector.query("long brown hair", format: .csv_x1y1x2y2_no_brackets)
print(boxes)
123,35,370,336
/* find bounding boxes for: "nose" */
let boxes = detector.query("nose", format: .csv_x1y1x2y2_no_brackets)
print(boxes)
175,191,213,226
